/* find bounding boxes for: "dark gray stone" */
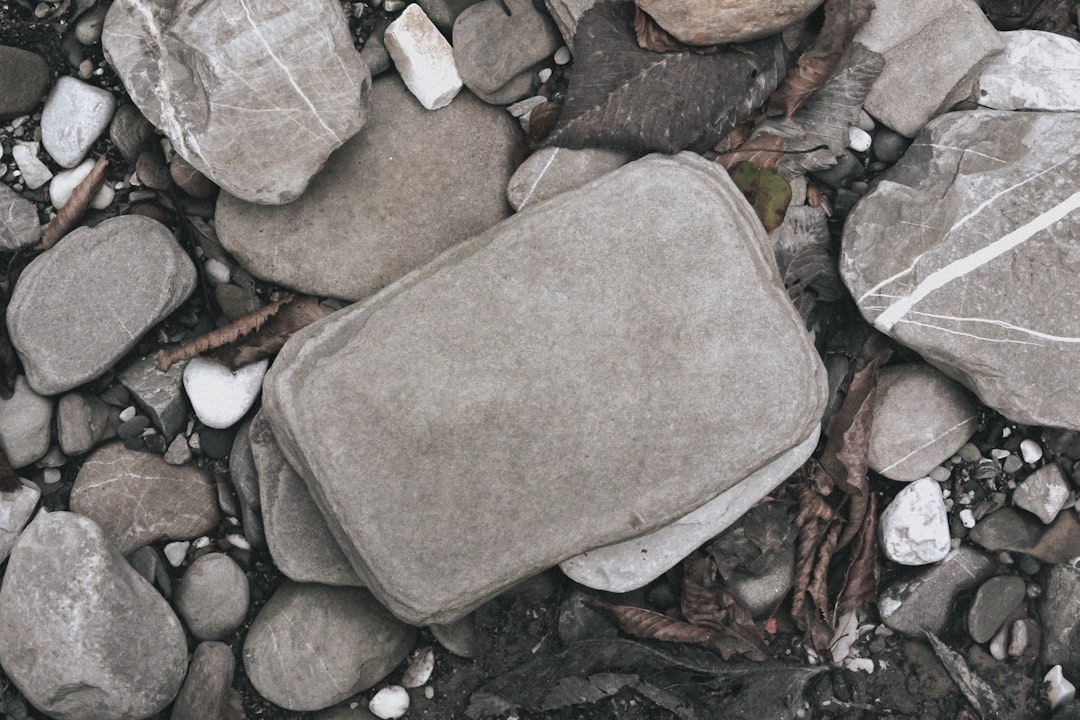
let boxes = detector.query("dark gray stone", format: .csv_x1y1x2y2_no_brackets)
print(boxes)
169,641,234,720
102,0,372,204
70,442,221,555
810,151,863,190
879,546,996,636
263,152,827,624
1041,564,1080,680
128,545,173,599
0,512,187,720
242,582,416,712
108,103,154,165
118,355,189,440
871,126,910,164
0,46,50,118
726,543,796,618
228,419,265,549
8,216,196,396
57,391,121,456
216,76,516,301
967,574,1026,644
842,110,1080,429
0,183,42,250
174,553,250,641
417,0,482,31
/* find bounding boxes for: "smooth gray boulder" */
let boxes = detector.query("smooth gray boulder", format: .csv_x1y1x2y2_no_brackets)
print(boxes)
249,411,363,587
7,216,196,396
70,442,221,555
174,553,250,641
243,582,416,712
842,110,1080,430
102,0,371,204
263,152,827,624
216,75,516,300
0,512,187,720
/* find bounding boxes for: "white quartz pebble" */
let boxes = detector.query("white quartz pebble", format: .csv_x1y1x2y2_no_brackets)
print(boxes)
402,646,435,688
204,258,231,285
879,478,951,565
119,405,137,423
369,685,410,719
183,357,268,430
384,4,463,110
164,541,190,567
554,46,571,65
1046,665,1076,710
41,76,116,168
49,158,115,210
12,142,52,190
848,126,872,152
1020,439,1043,464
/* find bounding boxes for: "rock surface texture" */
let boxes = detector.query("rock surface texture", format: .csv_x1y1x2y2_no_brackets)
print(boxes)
7,215,196,395
216,76,516,300
636,0,824,44
976,30,1080,111
842,110,1080,430
102,0,372,204
0,512,187,720
263,152,827,624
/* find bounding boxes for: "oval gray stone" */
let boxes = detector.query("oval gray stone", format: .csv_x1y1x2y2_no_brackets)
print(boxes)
216,75,516,301
40,76,116,168
0,375,53,468
967,574,1026,644
0,512,187,720
0,46,50,118
243,582,416,712
842,110,1080,429
7,215,196,396
70,442,221,555
102,0,371,204
174,553,250,641
262,152,827,624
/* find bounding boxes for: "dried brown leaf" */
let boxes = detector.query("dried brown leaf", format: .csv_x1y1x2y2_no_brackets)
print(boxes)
592,599,762,661
209,295,333,369
681,554,769,660
770,0,876,117
527,102,563,145
809,522,842,625
0,447,20,493
39,155,108,250
633,4,689,53
836,491,878,617
715,134,786,173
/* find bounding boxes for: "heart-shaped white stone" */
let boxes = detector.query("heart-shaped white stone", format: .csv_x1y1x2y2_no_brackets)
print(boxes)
183,357,268,430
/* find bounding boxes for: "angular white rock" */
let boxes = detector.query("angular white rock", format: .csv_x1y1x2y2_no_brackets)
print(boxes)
1046,665,1076,711
369,686,410,719
879,477,951,565
977,30,1080,111
49,158,116,210
164,540,190,567
40,76,116,168
385,3,463,110
11,142,52,189
183,357,268,430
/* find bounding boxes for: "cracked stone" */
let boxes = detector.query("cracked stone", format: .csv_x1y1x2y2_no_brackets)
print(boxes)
56,391,120,456
119,355,190,440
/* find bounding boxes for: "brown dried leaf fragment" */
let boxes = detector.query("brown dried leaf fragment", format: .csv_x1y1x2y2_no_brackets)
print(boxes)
715,135,786,173
681,553,768,661
770,0,876,117
836,491,878,617
790,479,839,629
527,102,563,145
591,599,760,661
39,155,108,250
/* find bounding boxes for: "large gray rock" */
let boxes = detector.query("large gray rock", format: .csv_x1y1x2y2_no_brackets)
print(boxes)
0,512,187,720
102,0,371,204
879,545,995,636
7,216,196,396
70,442,221,555
263,152,827,624
249,410,362,586
842,110,1080,429
975,30,1080,112
243,582,416,712
216,76,516,300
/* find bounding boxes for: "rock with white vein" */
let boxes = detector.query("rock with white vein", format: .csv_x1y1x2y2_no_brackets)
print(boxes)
976,30,1080,111
102,0,371,204
842,110,1080,429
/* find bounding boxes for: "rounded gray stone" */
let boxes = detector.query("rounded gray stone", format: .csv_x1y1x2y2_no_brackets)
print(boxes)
40,76,116,168
7,215,196,395
243,582,416,712
174,553,250,640
0,375,52,468
57,391,121,456
0,46,50,118
967,574,1026,644
216,75,516,301
0,479,41,564
0,512,187,720
0,183,42,250
868,363,981,482
507,146,633,211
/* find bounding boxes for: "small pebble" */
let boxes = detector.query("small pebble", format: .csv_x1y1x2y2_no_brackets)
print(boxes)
1020,439,1043,464
164,541,191,567
856,109,875,132
1008,619,1028,657
848,126,872,152
959,443,982,463
402,646,435,688
959,508,976,528
193,536,213,549
553,46,571,65
538,67,552,83
225,533,250,550
204,258,231,285
42,468,61,485
929,466,951,483
11,142,52,190
1003,455,1023,475
48,158,116,209
989,623,1008,660
383,0,406,9
163,435,192,465
991,448,1010,461
424,686,434,699
119,405,138,423
1046,665,1076,710
370,686,410,719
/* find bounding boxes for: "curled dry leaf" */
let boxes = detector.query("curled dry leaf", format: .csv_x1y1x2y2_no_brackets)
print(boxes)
527,101,563,145
590,599,761,661
39,155,109,250
835,491,878,617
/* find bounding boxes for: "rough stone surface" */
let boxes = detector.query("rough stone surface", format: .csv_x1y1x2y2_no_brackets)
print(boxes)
384,3,463,110
174,553,250,641
0,512,187,720
0,46,50,118
636,0,824,44
0,479,40,564
879,545,995,636
854,0,1004,137
1014,463,1072,524
263,152,827,624
560,428,818,592
429,614,478,658
40,76,116,168
842,110,1080,429
969,507,1080,564
57,392,120,456
868,363,981,482
8,216,196,396
217,76,515,301
249,411,363,586
243,582,416,712
102,0,372,204
879,478,951,565
453,0,562,105
169,641,234,720
108,103,154,164
543,0,598,49
976,30,1080,111
11,141,52,189
967,574,1026,644
183,357,267,430
1043,565,1080,681
507,146,633,211
70,442,221,555
0,182,42,250
118,355,189,440
417,0,483,32
0,375,52,468
228,419,266,549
